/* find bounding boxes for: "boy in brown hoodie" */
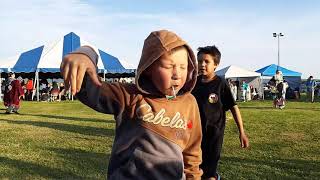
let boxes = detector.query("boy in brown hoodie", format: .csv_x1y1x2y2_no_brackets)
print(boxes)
60,30,202,179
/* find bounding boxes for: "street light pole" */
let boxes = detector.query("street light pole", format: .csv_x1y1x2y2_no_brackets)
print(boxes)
273,33,284,70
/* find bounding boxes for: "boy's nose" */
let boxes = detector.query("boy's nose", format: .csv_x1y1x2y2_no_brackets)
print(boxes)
172,66,181,80
199,61,205,67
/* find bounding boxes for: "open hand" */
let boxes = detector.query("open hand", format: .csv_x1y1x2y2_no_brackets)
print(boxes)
60,53,102,95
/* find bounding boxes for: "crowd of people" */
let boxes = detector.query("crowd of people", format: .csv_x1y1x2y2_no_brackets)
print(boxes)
225,72,319,106
226,79,260,102
1,74,70,113
0,74,136,114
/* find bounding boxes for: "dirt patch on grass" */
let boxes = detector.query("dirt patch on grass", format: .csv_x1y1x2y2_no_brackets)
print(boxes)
280,132,305,141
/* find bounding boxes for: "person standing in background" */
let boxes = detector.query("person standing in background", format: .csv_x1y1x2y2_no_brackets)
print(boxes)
306,76,317,103
228,79,237,101
3,72,16,108
241,80,249,102
3,73,24,114
25,78,34,101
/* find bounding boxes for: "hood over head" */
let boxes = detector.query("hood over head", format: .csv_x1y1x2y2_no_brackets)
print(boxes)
135,29,198,96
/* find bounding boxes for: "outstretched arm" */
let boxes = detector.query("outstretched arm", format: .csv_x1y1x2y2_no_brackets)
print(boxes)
230,105,249,148
60,46,128,116
60,46,102,95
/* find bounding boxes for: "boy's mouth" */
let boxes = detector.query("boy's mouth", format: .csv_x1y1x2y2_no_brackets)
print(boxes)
171,84,179,88
165,85,178,100
171,86,176,97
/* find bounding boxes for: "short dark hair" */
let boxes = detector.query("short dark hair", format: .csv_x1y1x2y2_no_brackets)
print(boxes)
197,45,221,65
8,72,14,77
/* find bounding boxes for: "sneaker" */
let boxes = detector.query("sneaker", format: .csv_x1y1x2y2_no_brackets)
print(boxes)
5,110,13,114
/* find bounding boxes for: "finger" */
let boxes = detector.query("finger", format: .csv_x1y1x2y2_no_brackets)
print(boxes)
61,61,70,90
86,64,102,87
60,58,68,78
242,139,249,148
60,60,65,75
76,64,86,92
70,62,78,95
245,140,249,148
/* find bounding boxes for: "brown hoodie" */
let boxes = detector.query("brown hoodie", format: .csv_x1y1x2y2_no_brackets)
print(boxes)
74,30,202,180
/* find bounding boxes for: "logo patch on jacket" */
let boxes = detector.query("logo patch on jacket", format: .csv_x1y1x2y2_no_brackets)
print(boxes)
136,103,187,130
208,93,218,104
187,120,193,129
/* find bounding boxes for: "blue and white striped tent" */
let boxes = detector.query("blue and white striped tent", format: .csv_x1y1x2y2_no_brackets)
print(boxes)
0,32,134,74
0,32,135,101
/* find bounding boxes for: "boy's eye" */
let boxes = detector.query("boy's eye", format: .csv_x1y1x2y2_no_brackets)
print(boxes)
180,66,186,70
162,65,173,69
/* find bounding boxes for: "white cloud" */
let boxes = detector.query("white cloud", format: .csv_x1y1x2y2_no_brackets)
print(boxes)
1,1,319,78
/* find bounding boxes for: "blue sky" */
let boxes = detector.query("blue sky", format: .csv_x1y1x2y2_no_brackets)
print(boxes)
1,0,319,78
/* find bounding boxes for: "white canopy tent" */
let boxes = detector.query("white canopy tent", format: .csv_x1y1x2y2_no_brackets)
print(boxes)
216,65,263,98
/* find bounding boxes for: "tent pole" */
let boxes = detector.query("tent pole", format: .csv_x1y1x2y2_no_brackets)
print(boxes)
33,71,40,101
103,70,106,82
261,76,264,100
37,71,40,101
32,72,37,101
0,72,2,102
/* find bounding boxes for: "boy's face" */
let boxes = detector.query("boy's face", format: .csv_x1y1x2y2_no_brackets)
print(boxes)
148,48,188,96
197,53,218,77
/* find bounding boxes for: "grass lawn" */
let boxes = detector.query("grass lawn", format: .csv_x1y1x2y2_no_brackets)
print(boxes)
0,100,319,179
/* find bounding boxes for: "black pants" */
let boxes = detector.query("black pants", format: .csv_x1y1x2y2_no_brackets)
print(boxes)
200,125,225,178
26,90,33,101
276,83,283,99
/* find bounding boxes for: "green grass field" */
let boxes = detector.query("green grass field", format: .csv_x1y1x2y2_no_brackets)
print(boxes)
0,100,319,179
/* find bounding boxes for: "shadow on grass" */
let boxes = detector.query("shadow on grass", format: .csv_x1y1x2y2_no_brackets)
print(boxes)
221,156,320,178
240,106,274,110
0,156,84,179
28,114,115,124
241,106,320,111
46,147,110,178
288,107,320,111
0,119,115,137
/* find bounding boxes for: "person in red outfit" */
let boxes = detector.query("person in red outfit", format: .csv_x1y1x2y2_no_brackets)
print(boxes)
25,78,34,101
3,73,24,114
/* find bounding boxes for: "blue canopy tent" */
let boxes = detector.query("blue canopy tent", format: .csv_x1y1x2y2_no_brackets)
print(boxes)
0,32,135,101
256,64,302,89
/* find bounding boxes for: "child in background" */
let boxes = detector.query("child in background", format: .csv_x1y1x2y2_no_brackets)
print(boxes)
60,30,203,179
192,45,249,180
